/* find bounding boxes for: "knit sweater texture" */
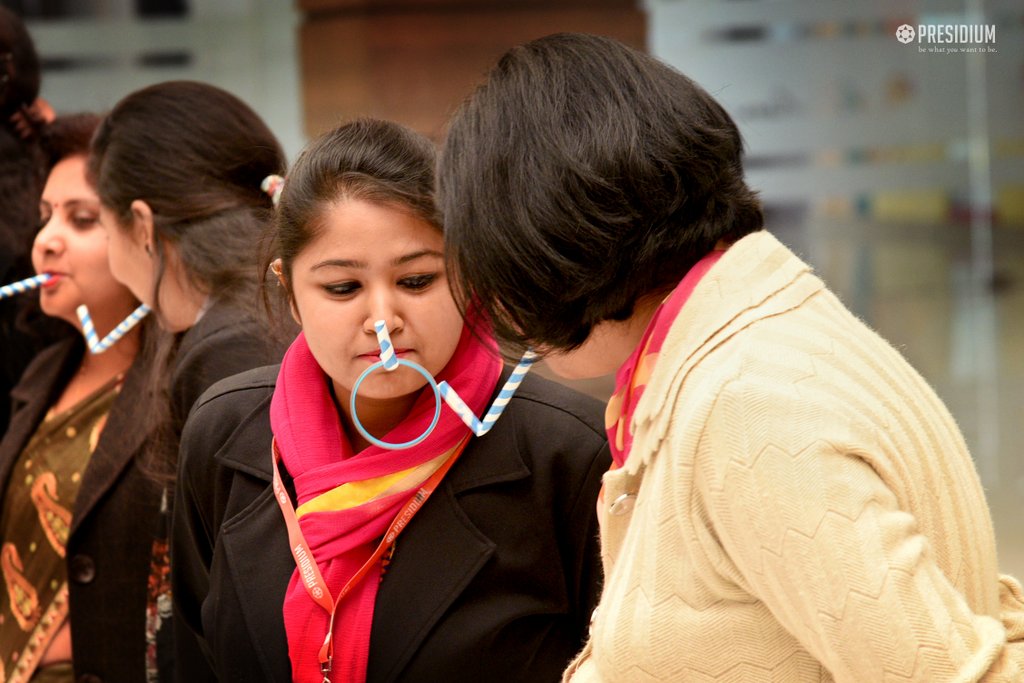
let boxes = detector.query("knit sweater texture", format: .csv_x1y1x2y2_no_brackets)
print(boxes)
565,231,1024,682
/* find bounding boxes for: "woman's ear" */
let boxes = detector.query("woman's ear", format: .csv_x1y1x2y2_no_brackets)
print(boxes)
129,199,156,256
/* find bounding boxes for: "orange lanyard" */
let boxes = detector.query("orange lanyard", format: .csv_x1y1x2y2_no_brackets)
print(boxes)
271,437,468,682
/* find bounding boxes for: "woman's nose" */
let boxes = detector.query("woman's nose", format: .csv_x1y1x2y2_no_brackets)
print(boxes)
363,292,404,336
33,217,64,258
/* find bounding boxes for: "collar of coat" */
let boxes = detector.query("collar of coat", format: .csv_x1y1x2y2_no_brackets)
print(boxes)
625,230,826,475
3,336,157,536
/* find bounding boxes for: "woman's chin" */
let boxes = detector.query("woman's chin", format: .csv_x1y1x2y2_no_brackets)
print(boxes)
346,373,431,403
39,301,74,325
352,385,426,404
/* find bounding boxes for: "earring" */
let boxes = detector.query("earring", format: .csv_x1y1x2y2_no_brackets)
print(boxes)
270,258,285,287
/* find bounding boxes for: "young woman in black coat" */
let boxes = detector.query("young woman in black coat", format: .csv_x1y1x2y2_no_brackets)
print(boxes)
172,119,610,683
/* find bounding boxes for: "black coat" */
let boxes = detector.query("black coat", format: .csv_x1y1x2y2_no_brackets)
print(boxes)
0,302,282,682
172,365,610,683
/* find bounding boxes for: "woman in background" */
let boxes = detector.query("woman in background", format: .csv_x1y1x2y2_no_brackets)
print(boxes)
89,80,288,444
0,113,157,683
86,80,289,679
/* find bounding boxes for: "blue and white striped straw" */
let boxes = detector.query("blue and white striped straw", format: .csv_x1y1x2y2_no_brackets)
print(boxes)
0,273,50,300
76,303,151,354
440,350,538,437
437,384,479,434
369,321,537,437
374,319,400,371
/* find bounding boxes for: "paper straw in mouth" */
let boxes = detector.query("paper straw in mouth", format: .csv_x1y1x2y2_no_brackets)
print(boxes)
0,273,51,300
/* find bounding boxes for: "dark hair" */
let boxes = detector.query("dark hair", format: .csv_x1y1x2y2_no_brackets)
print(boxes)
39,112,103,168
262,118,438,309
0,7,66,433
0,6,40,120
89,80,286,315
439,32,763,352
0,5,44,261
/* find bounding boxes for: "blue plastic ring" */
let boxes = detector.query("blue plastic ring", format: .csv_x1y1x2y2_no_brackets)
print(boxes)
349,358,442,450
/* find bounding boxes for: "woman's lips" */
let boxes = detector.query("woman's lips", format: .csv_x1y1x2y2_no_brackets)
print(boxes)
41,273,65,288
359,348,412,361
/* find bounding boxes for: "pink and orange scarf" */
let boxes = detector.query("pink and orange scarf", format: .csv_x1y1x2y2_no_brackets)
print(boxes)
605,250,724,469
270,325,501,683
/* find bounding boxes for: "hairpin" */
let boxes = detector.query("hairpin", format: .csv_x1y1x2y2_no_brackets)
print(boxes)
261,174,285,207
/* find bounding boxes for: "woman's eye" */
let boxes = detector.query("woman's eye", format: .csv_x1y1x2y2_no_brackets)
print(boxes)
399,274,437,291
38,205,52,229
72,213,100,230
324,281,360,296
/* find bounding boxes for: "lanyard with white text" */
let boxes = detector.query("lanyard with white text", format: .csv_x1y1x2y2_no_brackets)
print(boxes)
270,437,468,683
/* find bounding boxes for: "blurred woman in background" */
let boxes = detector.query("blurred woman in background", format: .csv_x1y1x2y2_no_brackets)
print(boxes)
0,113,157,683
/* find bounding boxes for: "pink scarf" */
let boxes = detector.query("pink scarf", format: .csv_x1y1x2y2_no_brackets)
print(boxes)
271,325,501,682
605,250,724,468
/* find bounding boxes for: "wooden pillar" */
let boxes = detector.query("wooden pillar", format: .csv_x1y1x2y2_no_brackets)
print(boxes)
297,1,646,140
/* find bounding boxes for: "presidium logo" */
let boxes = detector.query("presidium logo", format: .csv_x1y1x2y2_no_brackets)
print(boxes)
896,23,997,53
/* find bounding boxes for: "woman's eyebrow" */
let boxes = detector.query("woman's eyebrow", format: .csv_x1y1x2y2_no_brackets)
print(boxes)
393,249,443,266
311,250,443,271
40,198,98,209
312,258,367,270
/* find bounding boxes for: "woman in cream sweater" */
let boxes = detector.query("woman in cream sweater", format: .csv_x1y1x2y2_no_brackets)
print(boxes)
437,32,1024,682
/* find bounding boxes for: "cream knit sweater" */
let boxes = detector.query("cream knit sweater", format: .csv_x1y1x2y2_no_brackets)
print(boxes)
566,231,1024,682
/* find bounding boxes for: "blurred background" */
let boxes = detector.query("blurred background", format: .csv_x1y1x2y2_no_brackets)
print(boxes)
6,0,1022,575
